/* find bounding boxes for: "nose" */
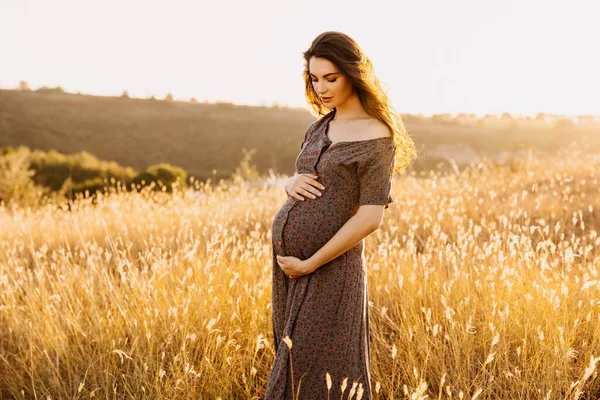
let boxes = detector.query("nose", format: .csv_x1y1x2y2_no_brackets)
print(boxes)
316,81,327,95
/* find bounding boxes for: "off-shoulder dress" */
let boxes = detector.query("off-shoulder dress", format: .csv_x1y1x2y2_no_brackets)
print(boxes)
266,108,395,400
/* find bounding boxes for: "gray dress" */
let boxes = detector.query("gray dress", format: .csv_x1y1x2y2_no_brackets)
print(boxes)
266,108,395,399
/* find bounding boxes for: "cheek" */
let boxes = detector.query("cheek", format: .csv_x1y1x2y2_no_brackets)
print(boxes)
326,81,341,96
331,82,340,93
340,80,352,94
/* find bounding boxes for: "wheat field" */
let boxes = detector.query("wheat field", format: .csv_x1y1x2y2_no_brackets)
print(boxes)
1,146,599,399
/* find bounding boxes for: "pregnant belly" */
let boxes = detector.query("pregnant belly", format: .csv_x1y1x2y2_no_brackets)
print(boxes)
272,196,356,260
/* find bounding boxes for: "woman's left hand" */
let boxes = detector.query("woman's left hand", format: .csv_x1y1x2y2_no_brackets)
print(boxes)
276,255,314,280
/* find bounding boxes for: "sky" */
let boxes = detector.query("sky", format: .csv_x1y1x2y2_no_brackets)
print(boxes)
1,0,598,117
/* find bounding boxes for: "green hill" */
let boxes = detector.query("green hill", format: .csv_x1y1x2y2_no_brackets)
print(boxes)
1,88,598,180
0,89,315,181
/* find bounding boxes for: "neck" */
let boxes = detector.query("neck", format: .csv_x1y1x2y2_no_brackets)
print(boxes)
331,93,370,121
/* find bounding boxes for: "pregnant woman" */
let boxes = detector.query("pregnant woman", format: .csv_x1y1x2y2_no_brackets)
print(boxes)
266,31,416,399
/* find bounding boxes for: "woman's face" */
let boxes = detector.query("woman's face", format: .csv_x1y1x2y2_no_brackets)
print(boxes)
308,57,354,109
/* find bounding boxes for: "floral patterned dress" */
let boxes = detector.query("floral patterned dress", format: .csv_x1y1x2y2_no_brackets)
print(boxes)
266,108,396,399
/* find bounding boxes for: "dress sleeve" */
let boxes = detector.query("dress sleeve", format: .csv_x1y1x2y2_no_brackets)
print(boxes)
357,143,395,209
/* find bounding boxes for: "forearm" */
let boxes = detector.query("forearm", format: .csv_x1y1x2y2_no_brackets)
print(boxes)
307,214,378,272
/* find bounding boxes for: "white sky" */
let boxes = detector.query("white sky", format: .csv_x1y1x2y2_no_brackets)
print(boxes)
1,0,598,117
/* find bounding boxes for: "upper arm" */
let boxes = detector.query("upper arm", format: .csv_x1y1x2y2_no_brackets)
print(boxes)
355,204,386,230
356,142,396,227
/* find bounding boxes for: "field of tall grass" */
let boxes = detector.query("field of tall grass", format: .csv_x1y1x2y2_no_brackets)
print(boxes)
1,146,599,399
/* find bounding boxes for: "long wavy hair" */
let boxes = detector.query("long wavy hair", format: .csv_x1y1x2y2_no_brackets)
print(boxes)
302,31,417,172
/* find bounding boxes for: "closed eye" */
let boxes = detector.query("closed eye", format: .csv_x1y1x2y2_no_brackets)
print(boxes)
311,79,337,83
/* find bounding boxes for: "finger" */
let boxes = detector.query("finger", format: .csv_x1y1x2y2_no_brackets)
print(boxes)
298,187,317,200
301,183,322,198
305,176,325,190
289,192,305,201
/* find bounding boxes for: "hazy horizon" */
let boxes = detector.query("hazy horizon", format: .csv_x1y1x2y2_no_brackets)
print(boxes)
1,0,598,118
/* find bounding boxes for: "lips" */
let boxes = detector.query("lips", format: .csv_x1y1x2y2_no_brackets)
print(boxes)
321,97,333,102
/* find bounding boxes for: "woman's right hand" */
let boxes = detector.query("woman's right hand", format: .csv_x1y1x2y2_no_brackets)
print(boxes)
285,173,325,201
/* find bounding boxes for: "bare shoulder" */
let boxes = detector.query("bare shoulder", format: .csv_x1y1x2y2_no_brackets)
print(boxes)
365,118,392,139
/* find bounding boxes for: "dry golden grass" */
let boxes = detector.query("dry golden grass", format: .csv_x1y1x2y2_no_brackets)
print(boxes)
1,146,599,399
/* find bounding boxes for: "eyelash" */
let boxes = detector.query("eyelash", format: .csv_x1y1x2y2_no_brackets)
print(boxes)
311,78,337,83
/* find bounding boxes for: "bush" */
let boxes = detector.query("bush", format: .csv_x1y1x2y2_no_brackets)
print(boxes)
1,145,17,156
0,147,47,206
132,163,187,192
70,177,112,197
131,171,157,188
0,146,190,199
29,150,136,191
233,148,260,182
35,86,65,94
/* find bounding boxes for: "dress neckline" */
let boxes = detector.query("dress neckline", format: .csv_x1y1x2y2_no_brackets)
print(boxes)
321,108,393,148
